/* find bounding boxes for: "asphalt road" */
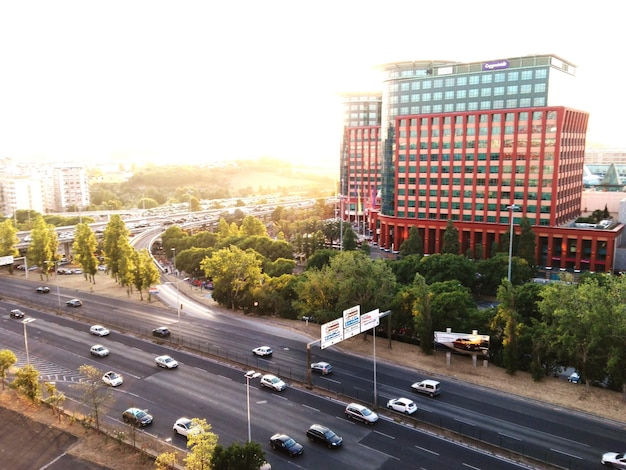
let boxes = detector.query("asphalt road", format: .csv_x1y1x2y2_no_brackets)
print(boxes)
0,275,622,469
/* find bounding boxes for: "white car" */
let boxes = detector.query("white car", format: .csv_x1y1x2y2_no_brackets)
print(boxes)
386,397,417,415
252,346,273,357
102,371,123,387
90,345,109,357
155,355,178,369
602,452,626,468
173,417,201,438
260,374,286,391
311,361,333,375
411,379,441,397
90,325,110,336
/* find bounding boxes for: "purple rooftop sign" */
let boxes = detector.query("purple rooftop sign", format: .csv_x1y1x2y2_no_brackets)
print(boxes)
482,60,509,71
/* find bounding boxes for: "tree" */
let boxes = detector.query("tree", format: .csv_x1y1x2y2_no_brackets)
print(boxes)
441,220,460,254
0,349,17,390
189,196,202,212
73,365,112,431
492,281,521,374
417,253,477,289
200,246,264,310
11,364,41,402
102,215,131,282
43,381,66,422
155,452,179,470
210,441,266,470
184,418,219,470
0,220,19,274
131,248,161,301
410,274,434,354
240,216,267,237
342,226,357,251
517,217,536,268
26,215,59,280
399,226,423,257
72,223,99,283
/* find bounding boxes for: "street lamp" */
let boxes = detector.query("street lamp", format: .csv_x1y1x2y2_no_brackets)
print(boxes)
45,260,61,310
22,318,36,364
245,370,261,442
506,204,521,283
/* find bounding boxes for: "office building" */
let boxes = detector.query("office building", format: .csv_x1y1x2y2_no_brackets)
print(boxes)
340,54,624,273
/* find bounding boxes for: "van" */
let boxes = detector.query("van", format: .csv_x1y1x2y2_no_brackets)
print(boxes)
411,379,441,397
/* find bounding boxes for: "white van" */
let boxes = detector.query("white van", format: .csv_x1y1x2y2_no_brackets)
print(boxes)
411,379,441,397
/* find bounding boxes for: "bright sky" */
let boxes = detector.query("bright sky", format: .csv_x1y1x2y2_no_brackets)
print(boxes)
0,1,622,168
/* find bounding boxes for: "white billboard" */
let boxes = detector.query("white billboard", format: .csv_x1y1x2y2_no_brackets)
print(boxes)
320,318,344,350
343,305,361,340
0,255,14,266
360,308,380,333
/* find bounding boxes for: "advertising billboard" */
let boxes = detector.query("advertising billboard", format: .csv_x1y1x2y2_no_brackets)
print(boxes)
343,305,361,340
434,331,490,356
320,318,344,350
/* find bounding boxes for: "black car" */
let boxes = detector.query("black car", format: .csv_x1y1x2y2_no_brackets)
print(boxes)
122,408,153,427
152,327,171,338
36,286,50,294
306,424,343,448
269,433,303,457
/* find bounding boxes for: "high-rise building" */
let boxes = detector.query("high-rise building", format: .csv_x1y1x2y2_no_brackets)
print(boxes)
340,54,624,273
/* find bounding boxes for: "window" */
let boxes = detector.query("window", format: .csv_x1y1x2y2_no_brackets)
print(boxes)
534,83,547,93
481,88,492,97
469,75,480,85
422,93,432,101
445,78,455,87
507,85,518,95
434,92,444,100
507,71,519,81
457,76,467,86
481,74,493,84
400,82,410,91
444,91,454,99
494,73,506,82
521,70,533,80
411,94,420,102
535,68,547,79
469,89,479,98
521,84,532,94
423,80,432,89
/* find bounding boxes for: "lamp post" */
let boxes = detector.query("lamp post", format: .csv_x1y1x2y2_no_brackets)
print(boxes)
22,318,36,364
245,370,261,442
506,204,521,283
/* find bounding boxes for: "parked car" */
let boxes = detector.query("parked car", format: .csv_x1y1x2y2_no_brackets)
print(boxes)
122,407,153,427
344,403,378,424
252,346,273,357
387,397,417,415
269,433,303,457
260,374,286,391
601,451,626,468
66,299,82,307
90,325,110,336
90,345,109,357
102,371,123,387
9,309,25,319
35,286,50,294
155,355,178,368
173,417,201,438
311,361,333,375
568,372,581,384
72,268,83,275
152,327,171,338
411,379,441,397
306,424,343,448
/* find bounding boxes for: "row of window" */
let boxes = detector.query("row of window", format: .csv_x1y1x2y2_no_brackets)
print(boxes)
399,110,558,126
396,152,553,161
393,211,552,225
391,68,548,92
397,165,550,174
396,177,551,188
399,124,552,137
398,139,556,149
390,98,548,116
392,83,547,104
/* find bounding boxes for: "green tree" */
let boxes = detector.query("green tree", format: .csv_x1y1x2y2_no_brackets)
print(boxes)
189,196,202,212
184,418,219,470
137,197,159,210
240,216,267,237
200,246,264,310
305,249,338,271
131,248,161,301
26,215,58,280
102,214,131,282
72,223,99,283
410,274,434,354
155,452,179,470
417,253,477,289
73,364,112,431
399,226,423,257
441,220,460,254
210,441,266,470
0,349,17,390
388,254,421,285
263,258,296,277
11,363,41,401
429,280,477,333
43,381,66,422
517,217,536,268
492,281,521,374
342,226,357,251
0,220,19,274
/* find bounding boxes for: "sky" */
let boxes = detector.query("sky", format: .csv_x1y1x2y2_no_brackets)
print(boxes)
0,1,622,169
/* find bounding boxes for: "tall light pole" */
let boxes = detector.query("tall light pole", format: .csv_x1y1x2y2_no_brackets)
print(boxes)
22,318,36,364
245,370,261,442
507,204,521,283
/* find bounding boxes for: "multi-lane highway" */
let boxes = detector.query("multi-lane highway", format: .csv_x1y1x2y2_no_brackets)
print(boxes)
0,275,622,469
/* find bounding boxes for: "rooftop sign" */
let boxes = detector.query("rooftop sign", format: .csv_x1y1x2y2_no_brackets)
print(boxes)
482,60,509,71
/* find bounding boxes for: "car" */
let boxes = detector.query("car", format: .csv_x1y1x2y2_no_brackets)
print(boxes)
311,361,333,375
260,374,286,391
344,403,378,424
66,299,82,307
306,424,343,448
568,372,581,384
602,451,626,468
155,355,178,368
411,379,441,397
173,417,202,438
452,337,482,351
9,309,25,319
269,433,303,457
152,327,171,338
252,346,273,357
97,264,107,271
90,345,109,357
387,397,417,415
102,371,123,387
72,268,83,275
90,325,110,336
122,407,153,427
35,286,50,294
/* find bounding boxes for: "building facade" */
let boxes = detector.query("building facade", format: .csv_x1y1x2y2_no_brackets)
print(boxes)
340,54,624,273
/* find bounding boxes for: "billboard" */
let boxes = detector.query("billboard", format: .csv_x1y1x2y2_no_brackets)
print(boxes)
0,255,14,266
360,308,379,332
321,318,344,350
343,305,361,339
434,331,490,357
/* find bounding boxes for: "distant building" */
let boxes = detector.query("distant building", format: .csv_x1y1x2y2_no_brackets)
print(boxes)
340,54,624,273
